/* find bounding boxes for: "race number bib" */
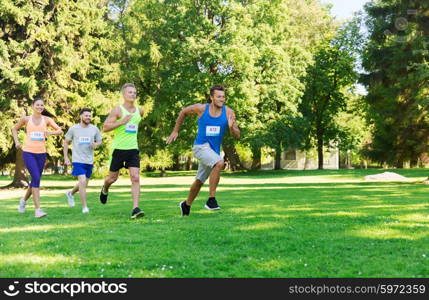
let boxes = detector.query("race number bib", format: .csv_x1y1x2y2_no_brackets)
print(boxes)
79,137,91,145
206,126,220,137
125,124,137,134
30,132,44,141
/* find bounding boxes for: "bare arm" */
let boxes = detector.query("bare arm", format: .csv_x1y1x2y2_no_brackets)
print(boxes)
63,138,72,165
11,116,28,149
103,107,131,132
227,108,240,139
91,127,103,148
46,117,63,136
166,104,205,144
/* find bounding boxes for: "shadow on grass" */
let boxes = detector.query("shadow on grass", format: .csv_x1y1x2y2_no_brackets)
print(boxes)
0,180,428,277
34,181,425,191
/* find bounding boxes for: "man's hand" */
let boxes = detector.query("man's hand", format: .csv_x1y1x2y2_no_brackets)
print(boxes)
228,113,237,128
121,115,132,125
90,141,102,149
64,158,71,166
166,131,178,144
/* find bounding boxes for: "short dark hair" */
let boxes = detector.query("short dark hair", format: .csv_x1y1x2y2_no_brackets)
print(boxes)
80,108,92,115
210,85,226,96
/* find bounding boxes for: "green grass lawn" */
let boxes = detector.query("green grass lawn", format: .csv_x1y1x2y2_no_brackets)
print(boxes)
0,168,428,278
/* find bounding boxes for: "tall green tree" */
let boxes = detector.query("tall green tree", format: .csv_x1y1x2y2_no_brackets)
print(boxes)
361,0,429,167
113,0,332,170
336,93,371,168
0,0,118,187
300,21,361,169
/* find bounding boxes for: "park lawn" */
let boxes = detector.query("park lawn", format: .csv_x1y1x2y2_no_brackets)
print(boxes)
0,168,428,278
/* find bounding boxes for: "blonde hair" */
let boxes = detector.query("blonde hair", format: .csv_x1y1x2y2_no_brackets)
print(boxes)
121,83,136,93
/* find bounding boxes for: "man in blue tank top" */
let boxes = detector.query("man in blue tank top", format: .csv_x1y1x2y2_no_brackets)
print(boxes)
166,85,240,216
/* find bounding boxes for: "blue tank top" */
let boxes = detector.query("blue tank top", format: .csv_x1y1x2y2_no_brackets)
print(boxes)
194,104,228,154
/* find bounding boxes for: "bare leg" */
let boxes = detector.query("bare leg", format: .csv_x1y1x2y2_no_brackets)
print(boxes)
69,177,89,196
32,187,41,209
209,160,224,198
23,187,32,201
128,167,140,209
103,171,119,193
186,179,203,206
77,175,89,208
70,182,79,195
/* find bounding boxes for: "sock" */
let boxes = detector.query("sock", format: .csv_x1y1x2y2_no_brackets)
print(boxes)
208,197,215,201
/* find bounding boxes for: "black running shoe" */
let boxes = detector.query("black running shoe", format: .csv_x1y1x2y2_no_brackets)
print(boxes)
205,197,221,210
131,207,145,219
179,201,191,216
99,186,108,204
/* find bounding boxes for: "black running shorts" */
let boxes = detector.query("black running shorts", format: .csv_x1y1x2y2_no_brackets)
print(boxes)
109,149,140,172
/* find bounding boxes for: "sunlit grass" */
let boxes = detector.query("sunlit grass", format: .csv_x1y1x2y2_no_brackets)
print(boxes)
0,224,85,233
351,227,428,240
0,169,429,278
237,222,285,231
1,253,74,265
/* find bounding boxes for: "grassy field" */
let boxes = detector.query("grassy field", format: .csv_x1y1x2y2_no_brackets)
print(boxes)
0,168,428,278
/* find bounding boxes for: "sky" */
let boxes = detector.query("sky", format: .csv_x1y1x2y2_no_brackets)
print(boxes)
321,0,371,95
320,0,371,20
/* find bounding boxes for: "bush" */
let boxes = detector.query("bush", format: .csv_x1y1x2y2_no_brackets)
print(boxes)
149,149,174,176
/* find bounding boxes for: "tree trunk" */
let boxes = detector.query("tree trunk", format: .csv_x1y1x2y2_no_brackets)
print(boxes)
186,154,193,171
410,157,418,168
1,148,29,189
54,157,61,174
274,148,282,170
304,152,310,170
251,147,261,170
395,159,404,169
346,150,352,169
172,153,180,171
222,143,244,171
317,135,324,170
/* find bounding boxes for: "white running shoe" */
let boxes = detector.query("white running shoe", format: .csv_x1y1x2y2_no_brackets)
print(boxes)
65,191,75,207
82,207,89,214
35,209,47,218
18,198,26,213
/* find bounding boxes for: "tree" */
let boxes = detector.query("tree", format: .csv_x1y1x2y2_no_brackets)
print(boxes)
300,21,361,169
114,0,332,170
336,93,371,168
148,149,173,177
361,0,429,167
0,0,118,187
